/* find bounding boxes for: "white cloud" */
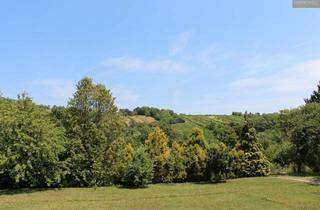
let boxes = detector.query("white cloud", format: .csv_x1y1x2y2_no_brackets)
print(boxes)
102,56,187,73
231,58,320,93
241,54,294,76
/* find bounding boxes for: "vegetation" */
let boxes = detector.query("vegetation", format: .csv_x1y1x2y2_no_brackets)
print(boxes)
0,77,320,189
0,177,319,210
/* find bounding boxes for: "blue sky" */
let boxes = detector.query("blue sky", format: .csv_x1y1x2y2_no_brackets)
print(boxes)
1,0,320,114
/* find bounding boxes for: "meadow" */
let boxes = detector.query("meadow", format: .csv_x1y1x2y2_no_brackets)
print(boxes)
0,176,319,210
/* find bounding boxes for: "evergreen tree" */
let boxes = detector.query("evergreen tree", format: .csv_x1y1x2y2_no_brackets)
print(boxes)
305,81,320,103
144,127,170,183
185,128,208,181
236,120,270,177
207,143,231,182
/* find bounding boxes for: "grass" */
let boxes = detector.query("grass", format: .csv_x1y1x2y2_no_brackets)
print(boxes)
0,177,319,210
171,114,245,141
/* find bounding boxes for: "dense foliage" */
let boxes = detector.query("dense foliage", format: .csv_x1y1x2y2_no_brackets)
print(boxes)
0,78,319,188
0,94,66,187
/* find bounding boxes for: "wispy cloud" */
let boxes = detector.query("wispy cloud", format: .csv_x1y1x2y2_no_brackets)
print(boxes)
198,44,231,66
97,32,233,76
230,59,320,92
101,56,188,73
111,86,140,109
28,79,75,105
169,32,191,56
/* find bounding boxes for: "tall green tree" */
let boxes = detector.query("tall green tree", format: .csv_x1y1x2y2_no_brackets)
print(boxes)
280,104,320,173
0,93,66,187
65,77,123,186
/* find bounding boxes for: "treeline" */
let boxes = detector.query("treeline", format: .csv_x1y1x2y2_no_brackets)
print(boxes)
0,77,319,188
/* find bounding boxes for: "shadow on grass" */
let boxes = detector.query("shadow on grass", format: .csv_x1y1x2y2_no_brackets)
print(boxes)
116,185,149,190
309,177,320,186
0,188,60,196
115,180,226,190
194,180,226,185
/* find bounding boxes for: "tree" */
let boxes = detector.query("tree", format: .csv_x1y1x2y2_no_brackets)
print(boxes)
0,93,66,187
185,128,208,181
121,148,154,187
236,120,271,177
305,81,320,103
167,141,187,182
144,127,170,183
281,104,320,173
104,139,134,184
65,77,123,186
207,143,231,182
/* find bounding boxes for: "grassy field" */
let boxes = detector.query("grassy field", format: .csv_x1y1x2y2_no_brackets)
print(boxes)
0,177,319,210
171,114,245,140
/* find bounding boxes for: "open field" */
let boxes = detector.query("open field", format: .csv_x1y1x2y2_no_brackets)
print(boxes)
0,177,319,210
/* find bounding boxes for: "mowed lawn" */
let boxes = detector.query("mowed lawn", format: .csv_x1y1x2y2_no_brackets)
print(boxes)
0,177,319,210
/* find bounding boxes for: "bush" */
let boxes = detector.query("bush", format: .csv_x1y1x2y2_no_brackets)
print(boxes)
207,143,231,182
167,141,187,182
104,139,134,184
121,148,154,187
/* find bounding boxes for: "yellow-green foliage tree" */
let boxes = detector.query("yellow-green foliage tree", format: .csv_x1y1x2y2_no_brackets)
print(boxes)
167,141,187,182
104,139,134,184
185,128,208,181
144,127,170,183
235,120,271,177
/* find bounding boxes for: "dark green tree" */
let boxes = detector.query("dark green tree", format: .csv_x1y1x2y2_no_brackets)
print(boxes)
207,143,231,182
305,81,320,103
281,104,320,173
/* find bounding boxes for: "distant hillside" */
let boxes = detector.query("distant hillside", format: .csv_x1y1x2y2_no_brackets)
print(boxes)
171,114,246,140
124,115,156,125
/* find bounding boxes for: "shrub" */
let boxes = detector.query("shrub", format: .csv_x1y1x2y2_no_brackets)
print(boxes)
207,143,231,182
121,148,154,187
